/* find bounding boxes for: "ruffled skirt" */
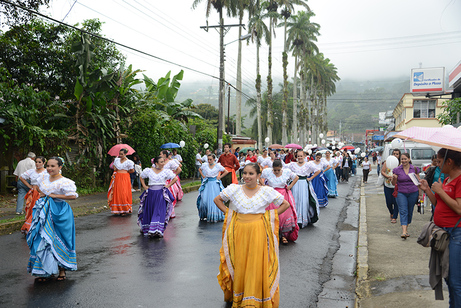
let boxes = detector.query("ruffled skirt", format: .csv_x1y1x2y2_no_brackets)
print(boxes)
196,177,225,222
324,168,338,197
218,209,280,307
266,187,299,242
21,188,40,233
107,172,132,214
27,197,77,277
311,172,329,207
138,185,175,236
291,179,319,228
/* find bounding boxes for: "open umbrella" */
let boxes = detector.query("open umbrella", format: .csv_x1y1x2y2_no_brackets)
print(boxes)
108,144,136,156
160,143,181,149
284,143,302,149
340,145,355,151
269,144,283,149
394,126,461,152
239,147,255,153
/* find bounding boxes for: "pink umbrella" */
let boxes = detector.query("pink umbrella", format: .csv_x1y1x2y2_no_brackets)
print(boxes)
393,126,461,152
108,144,136,156
284,143,302,149
269,144,283,149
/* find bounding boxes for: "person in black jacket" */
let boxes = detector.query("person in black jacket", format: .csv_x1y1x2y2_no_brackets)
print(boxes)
341,152,353,183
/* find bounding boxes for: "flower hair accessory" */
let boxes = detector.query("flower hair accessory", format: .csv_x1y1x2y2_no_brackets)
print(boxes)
58,156,65,167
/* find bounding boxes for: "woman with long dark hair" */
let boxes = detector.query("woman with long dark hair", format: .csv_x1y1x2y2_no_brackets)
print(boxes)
138,156,177,238
108,148,135,216
214,163,289,307
27,157,78,282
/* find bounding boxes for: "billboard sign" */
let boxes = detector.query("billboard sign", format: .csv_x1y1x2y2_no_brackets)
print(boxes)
449,60,461,90
410,67,445,94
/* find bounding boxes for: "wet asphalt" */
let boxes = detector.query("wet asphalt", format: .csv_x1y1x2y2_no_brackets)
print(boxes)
0,178,359,308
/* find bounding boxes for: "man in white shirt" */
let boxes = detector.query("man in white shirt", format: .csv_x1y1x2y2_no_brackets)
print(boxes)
13,152,36,214
195,149,202,179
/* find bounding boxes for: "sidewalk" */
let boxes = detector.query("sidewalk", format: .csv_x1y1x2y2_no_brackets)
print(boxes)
356,172,449,308
0,178,201,235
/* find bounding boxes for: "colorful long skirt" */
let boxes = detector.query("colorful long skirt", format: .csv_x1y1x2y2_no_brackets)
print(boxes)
266,187,299,242
324,168,338,197
196,177,225,222
107,172,132,214
166,177,183,218
311,172,329,207
21,188,40,234
218,209,280,307
291,178,319,228
138,185,175,237
27,196,77,277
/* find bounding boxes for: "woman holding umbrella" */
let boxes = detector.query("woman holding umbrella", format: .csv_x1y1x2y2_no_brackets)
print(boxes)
108,148,135,216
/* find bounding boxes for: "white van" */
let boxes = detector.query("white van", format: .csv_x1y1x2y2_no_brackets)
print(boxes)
381,141,435,170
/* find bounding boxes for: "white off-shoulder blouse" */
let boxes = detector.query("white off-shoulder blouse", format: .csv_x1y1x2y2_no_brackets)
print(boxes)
114,157,134,171
140,168,176,186
200,163,225,178
261,168,297,188
220,184,284,214
288,162,316,176
20,169,48,186
38,177,78,197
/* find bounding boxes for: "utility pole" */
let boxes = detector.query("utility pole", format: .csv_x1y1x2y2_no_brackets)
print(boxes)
227,85,231,134
200,21,245,154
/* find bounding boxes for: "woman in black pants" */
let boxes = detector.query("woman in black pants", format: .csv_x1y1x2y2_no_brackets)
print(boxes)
362,156,372,183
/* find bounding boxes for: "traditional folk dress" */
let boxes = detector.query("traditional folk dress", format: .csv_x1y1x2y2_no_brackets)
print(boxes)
218,184,284,307
288,162,320,228
322,157,338,197
261,159,287,169
20,168,48,233
138,168,176,237
27,177,78,277
196,163,226,222
262,168,299,242
164,160,183,218
108,157,134,214
308,160,330,207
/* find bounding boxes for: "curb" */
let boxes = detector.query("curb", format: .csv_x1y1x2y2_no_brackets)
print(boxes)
0,185,201,236
355,184,370,307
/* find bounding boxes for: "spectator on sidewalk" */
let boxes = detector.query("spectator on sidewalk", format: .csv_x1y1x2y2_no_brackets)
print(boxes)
341,152,352,183
377,151,383,175
362,156,371,183
13,152,36,214
420,148,461,306
382,149,401,223
392,153,421,239
195,149,203,179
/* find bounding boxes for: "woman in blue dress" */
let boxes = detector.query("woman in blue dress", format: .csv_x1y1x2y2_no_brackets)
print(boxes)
308,152,330,207
322,150,338,198
27,157,78,282
197,154,229,222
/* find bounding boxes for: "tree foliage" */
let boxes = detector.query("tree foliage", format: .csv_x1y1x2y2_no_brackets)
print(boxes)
0,0,51,26
437,98,461,125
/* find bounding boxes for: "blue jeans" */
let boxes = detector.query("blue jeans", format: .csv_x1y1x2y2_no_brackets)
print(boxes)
445,226,461,307
396,191,418,225
16,179,30,213
377,163,381,175
384,186,398,219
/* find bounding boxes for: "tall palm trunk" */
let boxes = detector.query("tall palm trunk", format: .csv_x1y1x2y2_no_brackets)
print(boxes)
281,21,288,145
299,71,305,145
256,42,262,149
292,56,298,143
266,16,273,145
236,12,243,135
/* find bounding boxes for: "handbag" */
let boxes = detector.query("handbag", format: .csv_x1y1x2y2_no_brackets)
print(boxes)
431,218,461,252
376,173,384,186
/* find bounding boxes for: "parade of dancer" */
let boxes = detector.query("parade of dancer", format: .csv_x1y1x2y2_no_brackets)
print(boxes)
308,152,330,207
107,149,135,216
161,150,182,217
322,151,338,197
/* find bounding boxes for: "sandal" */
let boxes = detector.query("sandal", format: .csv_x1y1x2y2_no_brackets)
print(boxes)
56,275,67,281
281,237,288,245
391,219,397,223
401,233,410,239
35,276,53,283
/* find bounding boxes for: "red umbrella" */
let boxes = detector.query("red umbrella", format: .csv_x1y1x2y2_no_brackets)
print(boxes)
284,143,302,149
340,145,355,151
269,144,283,149
108,144,136,156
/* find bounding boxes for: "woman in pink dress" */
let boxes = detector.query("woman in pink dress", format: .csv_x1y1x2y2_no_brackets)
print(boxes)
261,159,299,244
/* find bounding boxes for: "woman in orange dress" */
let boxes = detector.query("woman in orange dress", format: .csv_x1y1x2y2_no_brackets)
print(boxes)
214,163,290,307
20,156,48,234
108,149,135,216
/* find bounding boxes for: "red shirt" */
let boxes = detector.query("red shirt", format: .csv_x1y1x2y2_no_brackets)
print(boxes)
218,153,240,171
434,174,461,228
246,155,257,163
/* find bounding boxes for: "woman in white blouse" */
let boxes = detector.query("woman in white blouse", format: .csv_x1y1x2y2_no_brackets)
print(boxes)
197,154,228,222
214,163,289,307
261,159,299,244
161,150,183,217
20,156,48,233
288,150,321,228
308,152,330,208
322,151,338,198
27,157,78,282
108,148,135,216
138,156,177,238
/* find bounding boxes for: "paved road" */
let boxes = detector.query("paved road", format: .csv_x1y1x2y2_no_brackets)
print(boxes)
0,178,359,307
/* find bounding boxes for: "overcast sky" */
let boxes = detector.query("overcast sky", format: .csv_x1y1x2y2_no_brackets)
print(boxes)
45,0,461,93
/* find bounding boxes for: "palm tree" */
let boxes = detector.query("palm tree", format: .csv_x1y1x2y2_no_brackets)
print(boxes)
286,10,319,143
278,0,309,145
248,6,270,149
